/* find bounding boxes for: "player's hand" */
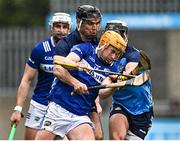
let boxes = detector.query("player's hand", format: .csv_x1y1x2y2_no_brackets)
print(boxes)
108,75,118,82
77,61,89,71
117,71,129,81
10,111,22,126
73,81,88,94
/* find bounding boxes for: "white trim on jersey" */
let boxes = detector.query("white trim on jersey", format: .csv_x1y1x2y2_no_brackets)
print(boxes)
50,36,56,47
43,41,51,52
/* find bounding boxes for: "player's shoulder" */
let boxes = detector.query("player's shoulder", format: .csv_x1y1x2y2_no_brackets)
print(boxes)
75,42,93,47
61,29,81,45
34,36,53,52
126,44,140,54
56,32,76,49
71,42,95,56
74,42,95,51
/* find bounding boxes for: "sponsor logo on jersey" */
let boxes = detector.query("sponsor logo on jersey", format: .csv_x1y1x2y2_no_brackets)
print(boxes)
117,57,127,72
40,64,53,73
44,56,53,60
89,56,95,63
81,59,107,83
88,70,105,83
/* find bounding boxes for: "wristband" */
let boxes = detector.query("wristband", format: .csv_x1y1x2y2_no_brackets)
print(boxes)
14,105,23,113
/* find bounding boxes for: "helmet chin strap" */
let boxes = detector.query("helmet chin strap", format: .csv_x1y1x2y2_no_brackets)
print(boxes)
78,20,83,31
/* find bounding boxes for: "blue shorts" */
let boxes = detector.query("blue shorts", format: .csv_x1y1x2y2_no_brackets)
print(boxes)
110,103,153,139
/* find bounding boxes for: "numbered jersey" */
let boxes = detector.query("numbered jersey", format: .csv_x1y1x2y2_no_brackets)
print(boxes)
27,36,55,106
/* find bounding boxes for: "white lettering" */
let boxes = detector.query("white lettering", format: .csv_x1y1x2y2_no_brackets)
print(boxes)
44,56,53,60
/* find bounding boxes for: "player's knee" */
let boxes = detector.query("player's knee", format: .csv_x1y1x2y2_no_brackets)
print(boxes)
111,132,126,140
94,127,103,140
95,133,103,140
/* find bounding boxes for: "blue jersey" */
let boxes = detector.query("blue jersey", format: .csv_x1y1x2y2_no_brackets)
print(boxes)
27,36,56,106
113,45,153,115
55,28,99,57
49,42,119,116
116,44,141,72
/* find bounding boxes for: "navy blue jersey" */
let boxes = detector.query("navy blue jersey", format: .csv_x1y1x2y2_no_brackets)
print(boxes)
54,28,99,57
27,36,56,106
113,45,153,115
49,42,119,115
116,44,140,71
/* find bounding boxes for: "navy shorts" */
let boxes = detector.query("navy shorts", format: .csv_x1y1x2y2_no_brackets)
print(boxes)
90,103,97,113
110,103,154,139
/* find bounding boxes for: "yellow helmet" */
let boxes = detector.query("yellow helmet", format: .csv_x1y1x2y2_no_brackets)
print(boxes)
98,30,127,53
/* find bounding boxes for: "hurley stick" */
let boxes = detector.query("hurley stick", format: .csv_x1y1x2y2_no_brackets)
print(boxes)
8,123,16,140
88,71,150,90
54,61,135,78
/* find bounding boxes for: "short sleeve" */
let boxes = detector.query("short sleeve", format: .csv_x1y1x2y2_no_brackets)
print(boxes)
27,43,42,69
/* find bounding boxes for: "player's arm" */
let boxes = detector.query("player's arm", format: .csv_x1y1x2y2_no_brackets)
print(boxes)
10,64,36,126
99,62,139,99
98,76,117,99
123,62,138,75
53,53,88,94
99,48,141,99
95,96,102,114
123,48,140,75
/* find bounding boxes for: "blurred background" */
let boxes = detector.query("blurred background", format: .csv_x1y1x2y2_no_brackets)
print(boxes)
0,0,180,139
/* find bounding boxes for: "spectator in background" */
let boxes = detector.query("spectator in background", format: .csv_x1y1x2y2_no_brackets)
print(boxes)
10,12,71,139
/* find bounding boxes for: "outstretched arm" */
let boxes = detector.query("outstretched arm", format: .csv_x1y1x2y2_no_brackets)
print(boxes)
10,64,36,126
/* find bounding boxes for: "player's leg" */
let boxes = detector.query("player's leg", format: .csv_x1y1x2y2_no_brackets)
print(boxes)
109,104,129,140
67,123,95,140
35,129,56,140
54,135,69,140
37,101,95,140
34,102,65,139
66,106,95,140
89,110,103,140
24,100,48,139
24,127,38,140
125,108,153,140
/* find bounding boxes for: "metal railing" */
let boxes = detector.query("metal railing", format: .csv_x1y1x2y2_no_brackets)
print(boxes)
0,27,48,89
50,0,180,13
